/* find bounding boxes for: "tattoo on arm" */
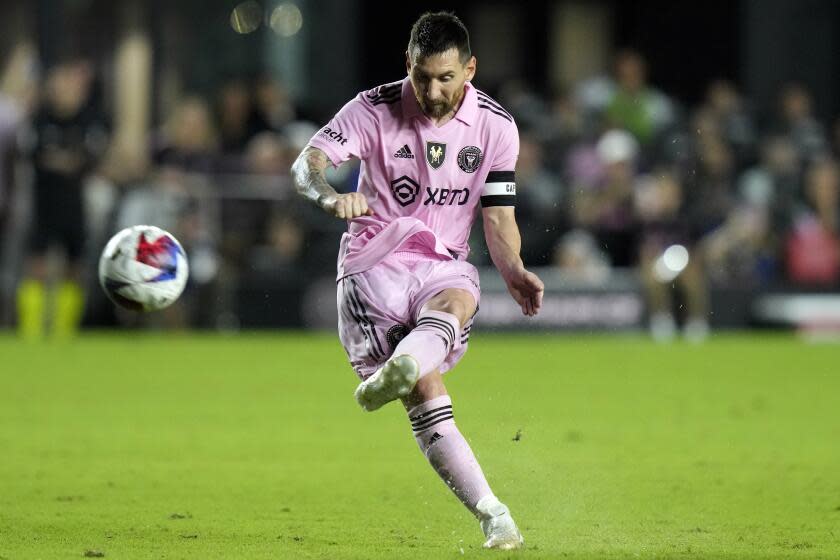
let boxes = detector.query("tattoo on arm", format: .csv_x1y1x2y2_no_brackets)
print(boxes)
291,147,337,209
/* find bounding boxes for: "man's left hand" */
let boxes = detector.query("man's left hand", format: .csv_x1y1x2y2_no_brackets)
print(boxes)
505,267,544,317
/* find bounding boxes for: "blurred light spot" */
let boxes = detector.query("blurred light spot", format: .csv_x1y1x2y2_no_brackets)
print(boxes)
653,244,690,282
663,245,689,272
270,3,303,37
230,1,263,34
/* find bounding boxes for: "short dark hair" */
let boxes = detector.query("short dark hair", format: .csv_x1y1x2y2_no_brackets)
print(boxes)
408,12,471,64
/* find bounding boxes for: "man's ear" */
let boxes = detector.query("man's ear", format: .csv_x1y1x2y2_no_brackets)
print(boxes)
405,50,412,75
465,56,477,81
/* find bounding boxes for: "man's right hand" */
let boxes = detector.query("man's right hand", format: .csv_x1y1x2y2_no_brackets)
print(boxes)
321,192,374,219
291,146,374,219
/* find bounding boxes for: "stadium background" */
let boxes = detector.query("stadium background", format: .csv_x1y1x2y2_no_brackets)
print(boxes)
2,3,840,559
1,0,840,334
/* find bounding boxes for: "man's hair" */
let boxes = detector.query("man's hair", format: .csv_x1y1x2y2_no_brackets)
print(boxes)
408,12,471,64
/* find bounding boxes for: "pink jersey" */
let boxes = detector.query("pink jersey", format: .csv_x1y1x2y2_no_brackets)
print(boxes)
307,77,519,280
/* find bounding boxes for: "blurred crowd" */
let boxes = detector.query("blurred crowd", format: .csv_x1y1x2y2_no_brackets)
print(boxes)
493,50,840,339
1,46,840,338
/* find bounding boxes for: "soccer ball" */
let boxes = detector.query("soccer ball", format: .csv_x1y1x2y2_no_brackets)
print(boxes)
98,225,189,311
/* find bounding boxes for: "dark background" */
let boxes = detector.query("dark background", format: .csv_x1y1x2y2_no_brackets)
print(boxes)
19,0,840,123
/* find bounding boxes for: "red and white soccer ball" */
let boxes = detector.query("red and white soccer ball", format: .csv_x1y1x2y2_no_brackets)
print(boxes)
98,225,189,312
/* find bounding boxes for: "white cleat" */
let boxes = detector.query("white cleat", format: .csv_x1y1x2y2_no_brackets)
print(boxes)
354,355,419,412
476,495,524,550
650,312,677,343
683,317,710,344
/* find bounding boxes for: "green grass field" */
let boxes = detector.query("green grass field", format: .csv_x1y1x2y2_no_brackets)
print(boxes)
1,332,839,559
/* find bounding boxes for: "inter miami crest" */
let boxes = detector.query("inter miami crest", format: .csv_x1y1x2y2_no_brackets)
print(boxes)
457,146,483,173
386,324,409,350
426,141,446,170
390,175,420,207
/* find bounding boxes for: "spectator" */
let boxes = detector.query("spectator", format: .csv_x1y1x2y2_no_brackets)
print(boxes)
803,158,840,234
0,44,35,326
117,96,221,327
684,137,737,241
515,133,566,265
217,79,269,154
572,129,641,267
542,86,587,174
699,80,757,166
0,42,36,212
739,135,801,234
17,58,108,339
785,158,840,285
214,132,292,270
245,131,293,176
0,95,20,247
703,205,774,286
775,83,828,163
635,169,709,342
155,96,218,172
254,76,295,130
604,49,675,147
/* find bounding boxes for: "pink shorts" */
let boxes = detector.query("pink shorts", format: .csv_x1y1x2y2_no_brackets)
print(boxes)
337,252,481,380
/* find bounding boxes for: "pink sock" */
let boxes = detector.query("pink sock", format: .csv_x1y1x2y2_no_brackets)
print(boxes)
393,310,460,378
408,395,493,514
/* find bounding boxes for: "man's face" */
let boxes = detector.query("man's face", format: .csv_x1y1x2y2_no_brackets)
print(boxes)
406,47,475,119
46,61,92,115
615,52,645,93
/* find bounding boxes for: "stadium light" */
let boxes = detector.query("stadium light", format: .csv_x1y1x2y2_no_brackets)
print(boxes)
230,0,263,34
269,3,303,37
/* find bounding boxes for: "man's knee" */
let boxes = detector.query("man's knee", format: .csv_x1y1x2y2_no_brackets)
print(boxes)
421,289,476,327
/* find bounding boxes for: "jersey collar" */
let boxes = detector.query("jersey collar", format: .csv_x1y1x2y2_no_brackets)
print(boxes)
401,77,477,126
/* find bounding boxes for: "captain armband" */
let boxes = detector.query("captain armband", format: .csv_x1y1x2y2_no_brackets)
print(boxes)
480,171,516,207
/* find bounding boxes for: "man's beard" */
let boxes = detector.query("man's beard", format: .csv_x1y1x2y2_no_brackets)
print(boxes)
419,89,463,119
425,100,451,118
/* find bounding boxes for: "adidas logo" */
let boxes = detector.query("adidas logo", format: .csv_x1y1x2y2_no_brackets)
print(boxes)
428,432,444,445
394,145,415,159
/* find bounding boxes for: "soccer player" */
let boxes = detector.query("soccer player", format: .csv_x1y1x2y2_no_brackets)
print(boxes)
291,12,544,550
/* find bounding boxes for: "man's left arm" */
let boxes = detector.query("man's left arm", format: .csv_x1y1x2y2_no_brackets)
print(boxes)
482,206,544,316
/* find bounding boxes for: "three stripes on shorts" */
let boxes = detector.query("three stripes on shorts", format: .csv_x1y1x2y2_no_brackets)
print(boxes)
344,278,386,360
344,278,472,361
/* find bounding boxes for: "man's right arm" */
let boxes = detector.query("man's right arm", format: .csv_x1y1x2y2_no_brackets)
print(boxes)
290,146,372,219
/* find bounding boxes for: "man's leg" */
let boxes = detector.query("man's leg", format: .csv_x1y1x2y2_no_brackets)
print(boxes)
403,370,523,549
679,257,710,343
351,284,523,547
52,262,85,339
17,255,48,340
354,288,474,411
398,290,523,549
392,288,475,377
402,372,492,512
